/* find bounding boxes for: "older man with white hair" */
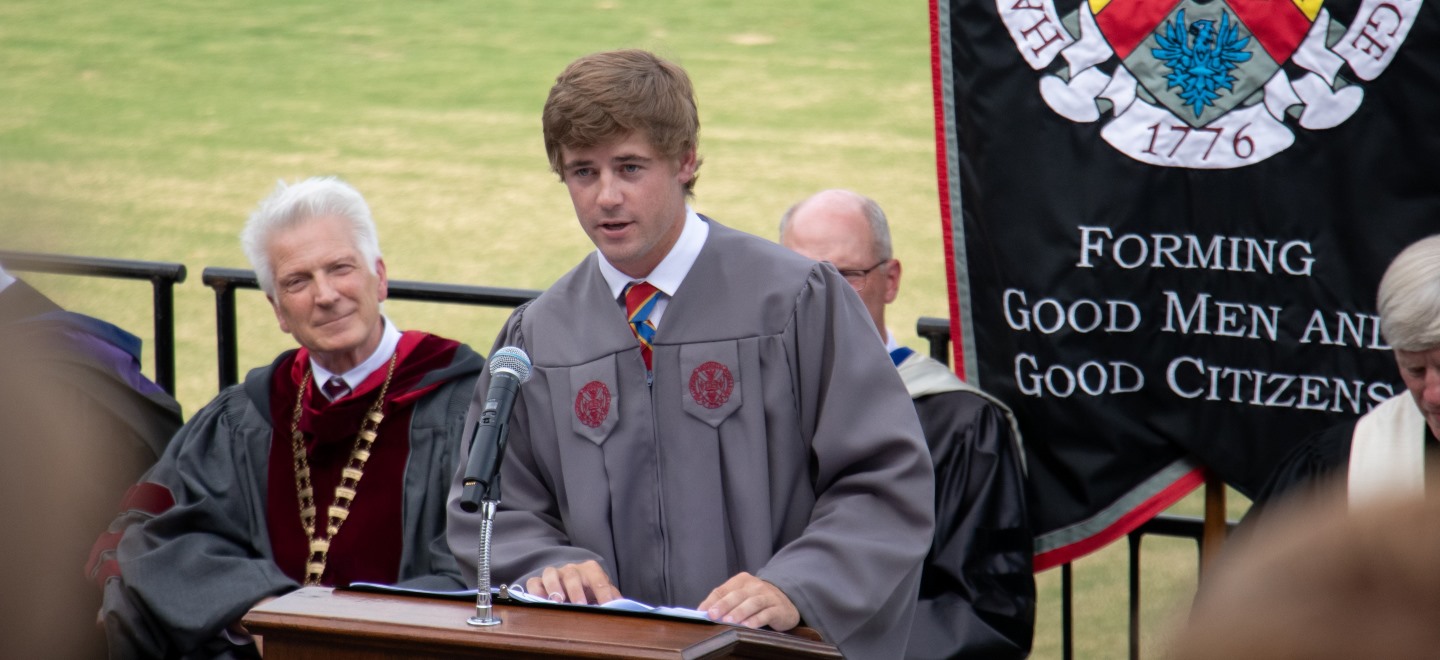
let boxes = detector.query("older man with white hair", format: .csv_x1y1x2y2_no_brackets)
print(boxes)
1258,234,1440,508
93,177,484,659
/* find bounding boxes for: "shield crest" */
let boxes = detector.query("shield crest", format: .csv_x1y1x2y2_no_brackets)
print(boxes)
1093,0,1318,126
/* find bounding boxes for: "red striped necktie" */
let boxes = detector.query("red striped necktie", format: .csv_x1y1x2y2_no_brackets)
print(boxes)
623,281,662,371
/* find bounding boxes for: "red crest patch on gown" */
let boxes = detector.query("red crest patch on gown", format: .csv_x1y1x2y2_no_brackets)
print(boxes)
688,361,734,410
575,380,610,428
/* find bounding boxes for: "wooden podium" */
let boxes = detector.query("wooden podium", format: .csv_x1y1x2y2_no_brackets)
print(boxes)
243,587,842,659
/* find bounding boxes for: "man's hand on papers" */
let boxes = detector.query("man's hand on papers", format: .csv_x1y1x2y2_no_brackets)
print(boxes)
526,560,622,605
698,572,800,631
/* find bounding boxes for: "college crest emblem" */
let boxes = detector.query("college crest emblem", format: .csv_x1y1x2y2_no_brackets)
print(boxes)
574,380,610,429
688,361,734,410
998,0,1421,168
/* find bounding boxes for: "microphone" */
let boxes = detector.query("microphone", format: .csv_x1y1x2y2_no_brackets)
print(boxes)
460,346,532,512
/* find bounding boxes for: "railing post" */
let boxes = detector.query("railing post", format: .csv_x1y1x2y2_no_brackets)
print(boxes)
1061,562,1073,660
151,276,180,396
214,282,238,390
1128,531,1142,660
916,316,951,366
1201,470,1227,574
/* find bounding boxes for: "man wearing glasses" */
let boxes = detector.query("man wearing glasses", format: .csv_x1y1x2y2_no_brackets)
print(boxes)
781,189,1035,660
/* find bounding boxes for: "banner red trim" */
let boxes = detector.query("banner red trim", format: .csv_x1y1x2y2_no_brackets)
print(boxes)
1033,466,1206,571
930,0,965,378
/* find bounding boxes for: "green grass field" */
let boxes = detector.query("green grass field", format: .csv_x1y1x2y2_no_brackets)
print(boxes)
1,1,1246,656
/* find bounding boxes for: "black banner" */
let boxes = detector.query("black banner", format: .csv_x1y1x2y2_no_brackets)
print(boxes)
931,0,1440,567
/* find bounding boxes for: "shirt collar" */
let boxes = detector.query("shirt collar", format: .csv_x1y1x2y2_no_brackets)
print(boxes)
884,330,916,367
597,206,709,299
310,316,402,392
883,329,900,352
0,264,14,295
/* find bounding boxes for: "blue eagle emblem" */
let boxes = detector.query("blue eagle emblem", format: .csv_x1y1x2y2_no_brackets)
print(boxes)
1151,10,1253,118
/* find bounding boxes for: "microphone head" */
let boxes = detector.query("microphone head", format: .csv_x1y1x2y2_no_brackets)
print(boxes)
489,346,532,383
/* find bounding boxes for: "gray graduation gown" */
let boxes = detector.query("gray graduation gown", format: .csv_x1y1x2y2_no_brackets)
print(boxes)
448,220,934,659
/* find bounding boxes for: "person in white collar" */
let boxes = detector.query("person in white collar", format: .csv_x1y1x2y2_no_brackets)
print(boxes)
95,177,484,658
446,50,933,660
781,189,1034,659
1257,233,1440,510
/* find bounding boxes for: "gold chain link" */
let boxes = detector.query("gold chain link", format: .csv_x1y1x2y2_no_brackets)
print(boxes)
289,351,399,586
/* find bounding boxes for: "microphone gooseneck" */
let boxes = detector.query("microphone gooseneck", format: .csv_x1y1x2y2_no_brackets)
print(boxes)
465,346,531,627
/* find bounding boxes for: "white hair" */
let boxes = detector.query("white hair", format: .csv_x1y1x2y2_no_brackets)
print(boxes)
239,177,381,297
1377,234,1440,352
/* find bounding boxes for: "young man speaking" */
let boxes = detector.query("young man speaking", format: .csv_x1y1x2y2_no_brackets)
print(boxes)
447,50,934,659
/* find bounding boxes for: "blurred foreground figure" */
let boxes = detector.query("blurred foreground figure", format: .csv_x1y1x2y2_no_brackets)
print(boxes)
780,189,1035,659
0,264,182,660
93,178,482,658
1173,471,1440,660
1258,233,1440,508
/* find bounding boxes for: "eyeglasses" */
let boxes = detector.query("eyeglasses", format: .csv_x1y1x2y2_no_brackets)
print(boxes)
834,259,890,292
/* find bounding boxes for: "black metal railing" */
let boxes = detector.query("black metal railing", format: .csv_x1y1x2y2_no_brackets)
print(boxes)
198,277,957,391
199,267,542,390
0,250,187,395
1122,515,1238,659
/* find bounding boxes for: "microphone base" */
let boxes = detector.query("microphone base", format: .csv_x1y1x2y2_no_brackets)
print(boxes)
467,612,502,627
